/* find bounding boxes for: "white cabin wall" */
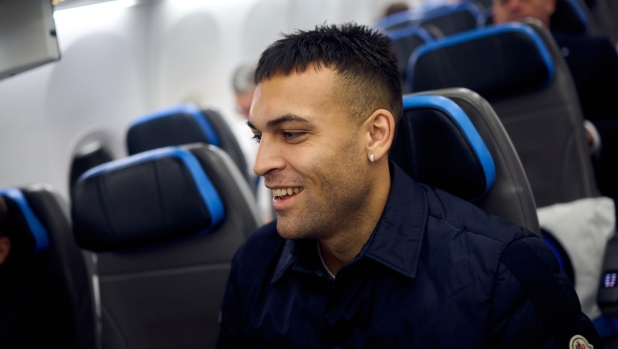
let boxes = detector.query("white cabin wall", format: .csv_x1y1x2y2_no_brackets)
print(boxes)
0,0,417,200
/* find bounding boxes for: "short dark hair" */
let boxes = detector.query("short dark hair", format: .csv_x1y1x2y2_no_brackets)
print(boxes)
255,23,403,123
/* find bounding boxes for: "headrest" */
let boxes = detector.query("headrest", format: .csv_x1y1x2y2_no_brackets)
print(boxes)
418,2,484,35
551,0,588,35
388,25,434,42
389,26,434,75
72,146,225,251
377,10,416,31
0,188,50,256
408,23,554,100
390,95,496,201
127,104,220,156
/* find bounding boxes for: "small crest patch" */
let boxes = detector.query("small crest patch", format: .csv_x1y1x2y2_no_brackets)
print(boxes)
569,335,593,349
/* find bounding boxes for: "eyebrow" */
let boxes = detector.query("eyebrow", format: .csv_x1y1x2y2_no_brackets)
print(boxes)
247,114,311,130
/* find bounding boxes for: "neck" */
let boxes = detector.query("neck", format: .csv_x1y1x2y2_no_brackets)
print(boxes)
319,162,391,276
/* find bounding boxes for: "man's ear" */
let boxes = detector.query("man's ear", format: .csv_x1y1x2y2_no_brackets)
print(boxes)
363,109,395,163
0,236,10,266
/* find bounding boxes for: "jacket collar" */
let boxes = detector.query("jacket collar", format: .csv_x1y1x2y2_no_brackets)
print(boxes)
271,163,428,283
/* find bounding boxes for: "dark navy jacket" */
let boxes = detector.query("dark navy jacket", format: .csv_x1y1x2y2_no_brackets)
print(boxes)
217,164,599,348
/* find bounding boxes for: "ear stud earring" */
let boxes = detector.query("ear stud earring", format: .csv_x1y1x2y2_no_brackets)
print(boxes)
369,154,375,163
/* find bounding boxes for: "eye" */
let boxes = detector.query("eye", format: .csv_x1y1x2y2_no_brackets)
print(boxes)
252,134,262,143
282,131,306,141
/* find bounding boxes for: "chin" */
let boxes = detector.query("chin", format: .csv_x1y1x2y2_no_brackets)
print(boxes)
275,216,323,241
276,219,305,240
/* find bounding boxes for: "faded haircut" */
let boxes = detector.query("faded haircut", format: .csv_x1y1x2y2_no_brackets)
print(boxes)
255,23,403,124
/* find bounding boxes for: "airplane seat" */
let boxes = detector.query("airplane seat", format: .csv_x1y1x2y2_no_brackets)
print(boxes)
71,144,260,349
463,0,492,11
408,20,597,208
387,26,434,89
391,91,540,235
541,227,576,283
551,0,589,35
376,10,416,32
0,186,97,349
417,2,485,37
126,104,250,184
483,7,493,26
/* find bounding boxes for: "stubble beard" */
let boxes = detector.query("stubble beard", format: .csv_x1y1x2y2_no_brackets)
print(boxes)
276,139,371,242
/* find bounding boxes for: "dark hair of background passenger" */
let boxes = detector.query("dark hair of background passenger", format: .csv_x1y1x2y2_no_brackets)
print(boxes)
255,23,403,123
384,2,410,17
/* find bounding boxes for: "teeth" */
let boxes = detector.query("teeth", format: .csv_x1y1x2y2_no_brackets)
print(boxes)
271,187,303,197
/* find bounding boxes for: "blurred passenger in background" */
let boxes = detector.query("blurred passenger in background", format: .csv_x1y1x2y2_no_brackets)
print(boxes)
493,0,618,205
0,196,71,348
231,63,274,224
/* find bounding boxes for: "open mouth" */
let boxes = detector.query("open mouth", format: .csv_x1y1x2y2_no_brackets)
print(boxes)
271,187,303,201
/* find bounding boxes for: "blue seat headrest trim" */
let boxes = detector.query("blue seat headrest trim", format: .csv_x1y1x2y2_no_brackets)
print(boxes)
542,235,566,271
419,2,485,28
402,95,496,197
407,23,555,93
0,188,49,255
557,0,589,33
593,315,618,338
569,0,588,30
388,25,434,42
78,147,224,227
129,104,220,147
377,10,416,30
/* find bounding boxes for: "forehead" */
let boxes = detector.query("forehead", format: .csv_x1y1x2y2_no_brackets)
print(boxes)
249,68,349,127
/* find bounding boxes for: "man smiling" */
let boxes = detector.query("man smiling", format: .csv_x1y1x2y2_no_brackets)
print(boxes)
216,23,599,348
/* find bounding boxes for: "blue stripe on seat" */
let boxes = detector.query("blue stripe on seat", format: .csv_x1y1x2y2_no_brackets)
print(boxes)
388,25,434,42
78,146,225,229
129,104,220,147
407,23,555,92
402,95,496,199
419,2,484,28
377,10,416,30
0,188,50,255
593,315,618,338
542,235,566,271
564,0,589,32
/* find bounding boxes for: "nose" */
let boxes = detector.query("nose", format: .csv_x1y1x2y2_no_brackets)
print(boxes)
253,136,286,177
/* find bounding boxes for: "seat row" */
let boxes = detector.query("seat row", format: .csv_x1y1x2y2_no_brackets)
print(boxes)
381,0,590,89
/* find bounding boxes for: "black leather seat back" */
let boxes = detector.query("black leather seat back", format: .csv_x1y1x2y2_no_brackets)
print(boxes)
391,90,540,234
388,26,434,83
72,144,259,349
408,20,597,207
0,186,97,349
551,0,589,35
126,104,249,183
